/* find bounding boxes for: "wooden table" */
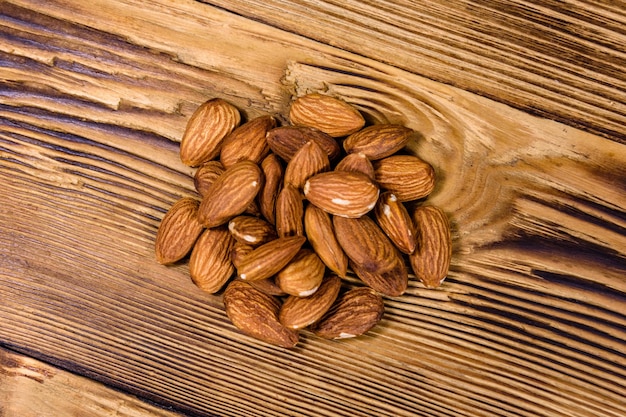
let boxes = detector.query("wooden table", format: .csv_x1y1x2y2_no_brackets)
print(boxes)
1,1,625,416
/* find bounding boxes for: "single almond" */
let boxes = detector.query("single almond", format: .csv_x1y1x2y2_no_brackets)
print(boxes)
180,98,241,167
409,205,452,288
304,204,348,278
193,160,225,198
275,249,325,297
284,140,330,189
236,235,307,282
248,277,287,297
189,226,236,294
333,215,402,275
334,152,375,180
303,171,379,218
279,274,342,330
275,184,304,238
266,126,341,161
373,155,435,202
343,124,414,160
223,280,299,348
289,93,365,137
258,153,284,225
230,241,254,269
374,191,417,255
198,161,263,228
228,215,277,247
350,258,408,297
219,115,276,168
155,197,204,265
310,287,384,339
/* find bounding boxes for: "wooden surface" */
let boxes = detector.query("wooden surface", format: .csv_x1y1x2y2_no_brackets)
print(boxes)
1,0,625,416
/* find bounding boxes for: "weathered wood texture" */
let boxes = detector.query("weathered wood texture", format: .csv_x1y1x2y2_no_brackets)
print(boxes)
1,0,625,416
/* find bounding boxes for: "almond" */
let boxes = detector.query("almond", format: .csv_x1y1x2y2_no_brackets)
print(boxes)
343,124,414,160
374,191,417,255
284,140,330,189
189,226,235,294
303,171,379,218
248,277,286,297
373,155,435,202
219,115,276,168
409,205,452,288
193,160,225,198
228,215,277,246
275,249,325,297
334,152,375,180
311,287,384,339
236,235,306,282
154,197,204,265
275,184,304,238
230,241,254,269
266,126,341,161
333,215,403,276
223,280,299,348
198,161,263,228
304,204,348,278
258,153,284,225
350,258,408,297
279,274,342,330
289,93,365,137
180,98,241,167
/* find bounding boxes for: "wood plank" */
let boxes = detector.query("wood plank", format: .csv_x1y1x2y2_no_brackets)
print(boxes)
200,0,626,142
1,0,625,416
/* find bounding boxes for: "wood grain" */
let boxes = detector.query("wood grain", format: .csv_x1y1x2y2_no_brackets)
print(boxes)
1,0,625,416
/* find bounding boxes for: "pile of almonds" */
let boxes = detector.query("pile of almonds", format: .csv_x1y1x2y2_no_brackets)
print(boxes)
155,93,452,348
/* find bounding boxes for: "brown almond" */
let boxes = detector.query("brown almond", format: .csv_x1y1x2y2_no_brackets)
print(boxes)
303,171,379,218
189,226,235,294
258,153,284,225
155,197,204,265
279,274,342,330
193,160,225,198
228,215,277,247
334,152,375,180
223,280,299,348
374,191,417,254
219,115,276,168
311,287,384,339
343,124,414,160
230,241,254,269
350,258,408,297
289,93,365,137
198,161,263,228
374,155,435,202
284,140,330,189
266,126,341,161
275,184,304,238
180,98,241,167
409,205,452,288
236,235,307,282
333,215,402,275
304,204,348,278
248,277,287,297
275,249,325,297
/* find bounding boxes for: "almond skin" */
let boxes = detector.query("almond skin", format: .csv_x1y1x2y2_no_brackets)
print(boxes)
374,191,417,255
350,258,408,297
374,155,435,202
289,93,365,137
284,140,330,189
266,126,341,162
279,274,342,330
219,115,276,168
334,152,375,180
343,124,414,160
275,184,304,238
189,226,235,294
304,204,348,278
223,280,299,348
258,153,284,225
236,235,307,282
311,287,384,339
198,161,263,228
155,197,204,265
303,171,379,218
180,98,241,167
193,160,225,198
409,205,452,288
228,215,277,247
275,249,325,297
